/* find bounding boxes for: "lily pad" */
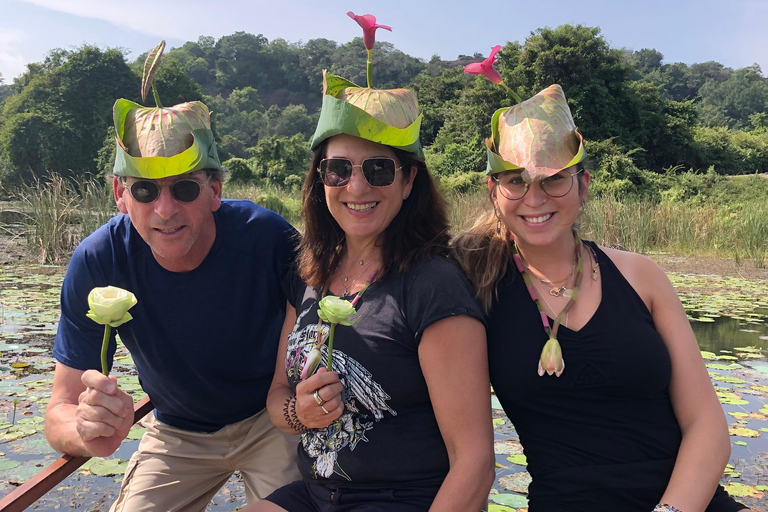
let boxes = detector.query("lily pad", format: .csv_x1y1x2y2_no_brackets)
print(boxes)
0,459,20,471
498,471,532,494
728,427,760,438
488,506,516,512
492,493,529,508
126,427,146,440
723,482,762,498
506,454,527,466
89,458,128,477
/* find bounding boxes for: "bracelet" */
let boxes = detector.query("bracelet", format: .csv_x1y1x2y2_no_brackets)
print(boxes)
283,395,311,434
653,505,683,512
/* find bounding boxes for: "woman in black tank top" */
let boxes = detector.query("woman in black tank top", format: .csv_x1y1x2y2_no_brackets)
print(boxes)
452,82,748,512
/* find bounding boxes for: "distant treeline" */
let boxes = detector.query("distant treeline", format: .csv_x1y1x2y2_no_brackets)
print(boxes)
1,24,767,195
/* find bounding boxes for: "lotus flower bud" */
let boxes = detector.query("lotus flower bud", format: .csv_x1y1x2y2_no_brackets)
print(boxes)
86,286,138,328
300,348,322,380
538,337,565,377
317,296,359,326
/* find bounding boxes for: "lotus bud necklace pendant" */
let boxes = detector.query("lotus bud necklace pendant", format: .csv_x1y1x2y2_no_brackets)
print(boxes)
512,234,585,377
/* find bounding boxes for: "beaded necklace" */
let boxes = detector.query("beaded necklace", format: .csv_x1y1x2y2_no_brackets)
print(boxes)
511,231,585,377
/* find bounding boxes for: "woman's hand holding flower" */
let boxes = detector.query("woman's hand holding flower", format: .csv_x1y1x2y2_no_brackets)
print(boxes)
295,368,344,428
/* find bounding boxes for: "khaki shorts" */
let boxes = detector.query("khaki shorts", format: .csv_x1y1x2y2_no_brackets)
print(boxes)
110,408,301,512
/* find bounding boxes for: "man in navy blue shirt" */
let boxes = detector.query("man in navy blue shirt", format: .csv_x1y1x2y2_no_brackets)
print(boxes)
45,93,300,511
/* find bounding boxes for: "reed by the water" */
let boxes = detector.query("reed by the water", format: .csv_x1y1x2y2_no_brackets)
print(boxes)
6,176,767,268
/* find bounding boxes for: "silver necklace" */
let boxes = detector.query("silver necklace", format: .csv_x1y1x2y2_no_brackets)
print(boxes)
341,255,380,295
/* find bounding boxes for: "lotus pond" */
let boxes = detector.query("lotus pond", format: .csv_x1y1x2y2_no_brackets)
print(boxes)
1,264,766,511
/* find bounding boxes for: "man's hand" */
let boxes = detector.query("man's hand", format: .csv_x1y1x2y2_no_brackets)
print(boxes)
75,370,135,456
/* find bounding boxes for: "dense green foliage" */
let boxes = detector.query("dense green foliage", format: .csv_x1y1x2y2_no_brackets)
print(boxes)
1,25,767,199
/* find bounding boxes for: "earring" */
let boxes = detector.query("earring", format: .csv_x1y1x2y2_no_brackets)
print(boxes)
494,209,502,235
578,202,585,214
403,190,411,200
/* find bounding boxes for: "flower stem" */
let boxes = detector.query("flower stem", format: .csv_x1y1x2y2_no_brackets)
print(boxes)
326,323,338,371
366,49,373,88
152,83,163,108
101,325,111,376
500,82,523,104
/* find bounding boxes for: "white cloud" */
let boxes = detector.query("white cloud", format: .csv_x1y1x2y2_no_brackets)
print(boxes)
14,0,191,39
0,28,29,80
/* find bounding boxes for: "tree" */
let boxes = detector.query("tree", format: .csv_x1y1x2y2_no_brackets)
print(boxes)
504,25,637,146
698,65,768,129
0,46,138,181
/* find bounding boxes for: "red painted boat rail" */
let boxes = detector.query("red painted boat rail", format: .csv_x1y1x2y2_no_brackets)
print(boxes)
0,396,153,512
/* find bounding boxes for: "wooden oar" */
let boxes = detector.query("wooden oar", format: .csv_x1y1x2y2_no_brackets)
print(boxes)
0,396,153,512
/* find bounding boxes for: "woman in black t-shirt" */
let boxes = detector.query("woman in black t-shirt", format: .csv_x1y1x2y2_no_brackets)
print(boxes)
452,81,748,512
244,17,494,512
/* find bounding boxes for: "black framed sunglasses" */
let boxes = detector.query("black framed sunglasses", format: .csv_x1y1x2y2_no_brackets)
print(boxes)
124,175,213,204
318,158,402,188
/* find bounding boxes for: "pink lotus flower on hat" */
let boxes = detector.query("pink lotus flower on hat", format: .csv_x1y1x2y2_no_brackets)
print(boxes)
538,337,565,377
347,11,392,50
464,45,503,84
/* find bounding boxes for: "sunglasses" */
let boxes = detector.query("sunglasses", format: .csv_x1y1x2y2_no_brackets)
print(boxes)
318,158,401,188
124,175,213,204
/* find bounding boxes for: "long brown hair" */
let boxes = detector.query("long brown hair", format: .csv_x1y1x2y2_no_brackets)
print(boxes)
450,206,515,314
297,138,451,289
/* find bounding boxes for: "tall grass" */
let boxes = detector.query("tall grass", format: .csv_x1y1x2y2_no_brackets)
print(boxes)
7,175,767,268
441,190,767,268
16,175,116,264
224,181,303,227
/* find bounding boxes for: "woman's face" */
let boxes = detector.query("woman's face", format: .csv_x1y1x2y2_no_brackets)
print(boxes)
492,166,590,249
323,134,416,248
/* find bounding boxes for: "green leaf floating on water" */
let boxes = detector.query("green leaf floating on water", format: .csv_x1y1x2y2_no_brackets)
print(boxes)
126,427,146,440
720,398,750,405
724,482,761,498
707,363,743,370
492,493,529,508
89,458,129,476
488,505,516,512
506,454,527,466
729,426,760,437
0,459,20,471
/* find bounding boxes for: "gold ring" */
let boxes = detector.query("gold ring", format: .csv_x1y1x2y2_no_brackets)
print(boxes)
313,390,325,406
321,404,330,414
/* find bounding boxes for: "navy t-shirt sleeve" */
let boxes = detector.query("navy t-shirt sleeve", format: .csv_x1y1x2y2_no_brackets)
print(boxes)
53,226,120,372
404,258,486,343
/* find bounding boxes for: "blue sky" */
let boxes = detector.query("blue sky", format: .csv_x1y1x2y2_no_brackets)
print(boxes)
1,0,766,82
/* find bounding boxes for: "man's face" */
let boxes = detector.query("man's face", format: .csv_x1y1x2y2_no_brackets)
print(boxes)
113,171,222,272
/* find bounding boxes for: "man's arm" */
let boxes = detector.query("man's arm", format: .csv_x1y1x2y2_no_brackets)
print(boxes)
45,362,134,457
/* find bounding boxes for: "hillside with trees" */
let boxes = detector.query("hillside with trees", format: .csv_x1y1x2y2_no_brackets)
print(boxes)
1,24,767,196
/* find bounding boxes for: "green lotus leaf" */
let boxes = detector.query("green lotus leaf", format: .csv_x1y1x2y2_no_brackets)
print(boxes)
487,84,585,179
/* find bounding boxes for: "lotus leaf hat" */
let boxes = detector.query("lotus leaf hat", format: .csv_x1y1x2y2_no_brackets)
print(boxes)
486,84,585,182
112,41,222,178
310,13,423,158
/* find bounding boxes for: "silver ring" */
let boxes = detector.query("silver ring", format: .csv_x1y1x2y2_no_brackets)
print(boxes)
313,390,325,406
321,404,330,414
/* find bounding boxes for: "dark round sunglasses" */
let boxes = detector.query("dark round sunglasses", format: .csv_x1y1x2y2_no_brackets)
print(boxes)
318,158,401,188
125,175,213,204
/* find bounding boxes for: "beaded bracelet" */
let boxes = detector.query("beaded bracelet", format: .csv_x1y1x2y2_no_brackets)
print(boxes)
653,504,683,512
283,395,311,434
